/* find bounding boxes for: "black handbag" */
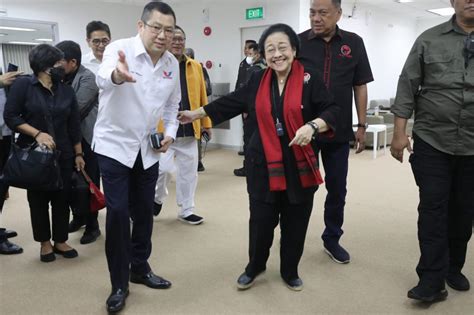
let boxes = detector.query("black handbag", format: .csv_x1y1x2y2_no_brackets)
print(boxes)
0,142,62,190
69,170,90,216
0,88,62,191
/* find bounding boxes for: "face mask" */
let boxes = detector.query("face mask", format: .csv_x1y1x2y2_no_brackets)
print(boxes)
48,67,66,84
246,56,254,65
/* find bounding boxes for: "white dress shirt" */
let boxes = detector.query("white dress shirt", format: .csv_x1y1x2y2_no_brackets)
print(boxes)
82,51,101,75
93,35,181,169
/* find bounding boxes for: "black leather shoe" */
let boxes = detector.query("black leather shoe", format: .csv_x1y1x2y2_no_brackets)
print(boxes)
130,271,171,289
80,229,101,244
283,277,304,291
233,167,246,177
53,246,78,258
106,288,129,313
446,272,470,291
153,202,162,217
197,161,205,172
40,251,56,262
407,284,448,302
2,229,18,239
68,219,85,233
0,240,23,255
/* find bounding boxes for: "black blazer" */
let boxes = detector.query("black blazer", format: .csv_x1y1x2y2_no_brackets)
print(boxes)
205,66,340,203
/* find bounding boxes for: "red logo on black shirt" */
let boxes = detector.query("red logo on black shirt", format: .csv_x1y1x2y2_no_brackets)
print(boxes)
339,45,352,58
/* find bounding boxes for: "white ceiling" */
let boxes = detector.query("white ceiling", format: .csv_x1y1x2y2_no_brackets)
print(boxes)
0,0,454,45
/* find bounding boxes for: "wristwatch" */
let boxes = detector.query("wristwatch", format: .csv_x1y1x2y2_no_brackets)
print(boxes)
355,123,368,129
306,121,319,139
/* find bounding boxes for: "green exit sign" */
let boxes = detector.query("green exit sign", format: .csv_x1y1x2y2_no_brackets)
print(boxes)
246,7,264,20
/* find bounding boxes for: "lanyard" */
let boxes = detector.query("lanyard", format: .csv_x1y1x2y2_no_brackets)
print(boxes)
271,79,286,137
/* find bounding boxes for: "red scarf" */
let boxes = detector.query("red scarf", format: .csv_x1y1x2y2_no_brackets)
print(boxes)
255,60,323,191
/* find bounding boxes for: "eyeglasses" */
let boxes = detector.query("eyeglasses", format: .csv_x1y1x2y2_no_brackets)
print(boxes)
143,21,174,36
172,37,186,43
90,38,110,46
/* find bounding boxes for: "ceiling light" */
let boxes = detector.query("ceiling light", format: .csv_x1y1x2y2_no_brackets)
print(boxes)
427,7,455,16
395,0,414,3
34,38,53,42
0,26,36,32
8,41,39,45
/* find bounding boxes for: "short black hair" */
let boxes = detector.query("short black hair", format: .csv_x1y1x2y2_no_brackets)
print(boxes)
86,20,111,39
258,23,300,59
248,43,259,52
29,44,64,75
174,25,186,38
245,40,257,45
56,40,82,67
184,48,195,59
333,0,341,8
141,1,176,24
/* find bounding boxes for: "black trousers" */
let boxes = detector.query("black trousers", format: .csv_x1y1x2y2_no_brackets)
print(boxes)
97,152,158,290
319,142,350,244
71,139,100,230
27,163,73,243
410,134,474,288
246,192,314,281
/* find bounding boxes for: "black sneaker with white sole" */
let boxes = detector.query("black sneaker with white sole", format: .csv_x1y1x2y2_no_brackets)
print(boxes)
178,214,204,225
324,242,350,264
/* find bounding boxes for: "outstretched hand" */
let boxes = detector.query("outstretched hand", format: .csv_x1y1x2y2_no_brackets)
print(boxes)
178,110,199,124
112,50,136,84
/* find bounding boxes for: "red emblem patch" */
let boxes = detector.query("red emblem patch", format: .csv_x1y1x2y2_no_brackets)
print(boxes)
339,45,352,58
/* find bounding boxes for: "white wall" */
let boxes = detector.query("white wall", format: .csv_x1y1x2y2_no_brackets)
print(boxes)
171,0,299,147
3,0,423,147
3,0,144,55
416,16,451,36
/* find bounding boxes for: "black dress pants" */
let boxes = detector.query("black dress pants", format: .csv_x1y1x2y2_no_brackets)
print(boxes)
27,163,73,243
97,152,158,290
319,142,350,244
246,192,314,281
410,134,474,288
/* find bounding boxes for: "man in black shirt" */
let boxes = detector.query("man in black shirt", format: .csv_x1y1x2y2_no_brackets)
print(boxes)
235,39,257,90
234,43,266,177
235,39,257,156
298,0,373,264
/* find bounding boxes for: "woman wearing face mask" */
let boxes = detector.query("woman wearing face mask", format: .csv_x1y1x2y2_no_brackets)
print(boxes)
4,44,84,262
179,24,340,290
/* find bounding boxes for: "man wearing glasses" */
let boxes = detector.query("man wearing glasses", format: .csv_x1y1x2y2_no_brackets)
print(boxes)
93,2,180,313
82,21,111,75
68,20,111,242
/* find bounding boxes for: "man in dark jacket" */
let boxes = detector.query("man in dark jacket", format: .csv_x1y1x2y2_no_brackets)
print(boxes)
56,40,101,244
234,43,266,177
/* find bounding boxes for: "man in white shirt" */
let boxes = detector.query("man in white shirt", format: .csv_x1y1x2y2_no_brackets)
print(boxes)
82,21,111,75
93,2,180,313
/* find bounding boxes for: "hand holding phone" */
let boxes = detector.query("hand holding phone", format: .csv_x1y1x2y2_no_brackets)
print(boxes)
7,63,19,72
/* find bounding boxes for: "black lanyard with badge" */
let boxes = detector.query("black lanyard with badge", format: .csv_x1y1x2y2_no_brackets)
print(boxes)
271,79,286,137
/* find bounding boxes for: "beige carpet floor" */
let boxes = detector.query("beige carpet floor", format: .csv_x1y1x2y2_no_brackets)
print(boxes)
0,147,473,315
